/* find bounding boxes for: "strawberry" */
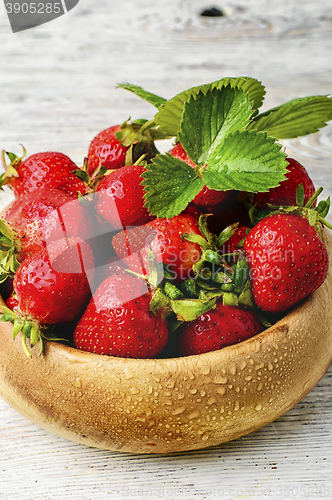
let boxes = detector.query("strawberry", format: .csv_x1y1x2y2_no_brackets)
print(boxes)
112,214,203,282
73,273,168,358
95,164,155,228
252,158,316,210
0,149,86,198
92,257,129,293
0,237,94,356
13,236,94,325
244,213,329,313
0,188,97,280
6,292,18,311
169,142,196,168
87,125,128,176
172,303,263,356
87,118,162,177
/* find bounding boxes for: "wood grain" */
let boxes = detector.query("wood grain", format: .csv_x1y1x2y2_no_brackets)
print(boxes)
0,0,332,497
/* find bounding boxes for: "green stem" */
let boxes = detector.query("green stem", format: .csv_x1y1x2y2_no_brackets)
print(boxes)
22,334,32,359
305,187,323,208
139,118,156,134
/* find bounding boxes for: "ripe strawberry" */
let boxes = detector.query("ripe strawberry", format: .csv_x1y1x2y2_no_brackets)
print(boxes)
14,236,94,325
73,273,168,358
87,125,128,176
1,150,86,198
95,164,155,228
169,142,196,168
112,214,203,282
252,158,316,210
0,188,97,277
6,292,18,311
244,213,329,313
92,257,129,293
172,303,263,356
169,143,237,213
0,236,95,356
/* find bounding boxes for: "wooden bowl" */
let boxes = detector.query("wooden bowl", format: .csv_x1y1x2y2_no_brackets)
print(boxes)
0,231,331,454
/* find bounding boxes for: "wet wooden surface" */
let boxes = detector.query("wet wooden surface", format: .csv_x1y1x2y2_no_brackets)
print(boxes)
0,0,332,498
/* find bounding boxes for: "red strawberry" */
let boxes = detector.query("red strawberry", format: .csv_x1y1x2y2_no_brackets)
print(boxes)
169,142,196,168
92,257,129,293
1,150,86,198
73,273,168,358
112,214,203,282
252,158,316,210
172,303,263,356
244,213,329,313
6,293,19,311
0,188,97,273
169,143,237,213
95,164,155,228
87,125,128,176
1,236,95,356
14,236,94,325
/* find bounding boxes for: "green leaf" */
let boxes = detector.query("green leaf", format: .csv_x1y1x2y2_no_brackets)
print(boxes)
196,276,219,290
211,269,233,284
169,297,216,322
182,232,209,250
180,279,197,298
73,169,90,184
247,95,332,139
233,256,250,294
179,87,253,165
155,76,265,137
1,313,14,323
237,280,255,308
164,282,183,300
316,198,330,219
11,316,24,339
117,83,167,108
296,183,305,207
204,249,221,265
141,153,204,218
222,292,239,306
202,130,288,193
0,219,20,282
217,223,239,247
203,290,224,300
149,288,169,314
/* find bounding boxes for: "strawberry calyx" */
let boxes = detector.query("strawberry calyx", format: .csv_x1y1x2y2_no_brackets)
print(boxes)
145,216,255,331
73,157,114,192
122,245,220,327
74,152,150,194
0,218,21,283
0,304,65,358
248,185,332,236
116,118,161,166
0,145,27,189
184,216,254,303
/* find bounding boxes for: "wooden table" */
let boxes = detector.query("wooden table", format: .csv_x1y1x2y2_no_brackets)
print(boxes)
0,1,331,498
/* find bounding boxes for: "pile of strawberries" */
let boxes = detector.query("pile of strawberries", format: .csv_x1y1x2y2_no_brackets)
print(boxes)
1,77,331,359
